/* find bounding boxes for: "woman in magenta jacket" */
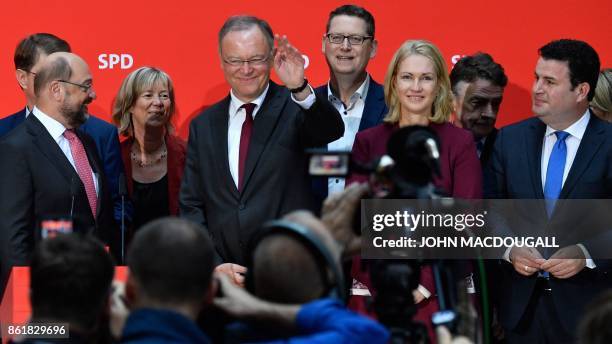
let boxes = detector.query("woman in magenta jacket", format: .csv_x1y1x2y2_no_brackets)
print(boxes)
347,40,482,341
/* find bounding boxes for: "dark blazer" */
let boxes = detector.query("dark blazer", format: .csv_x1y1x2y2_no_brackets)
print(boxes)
0,114,116,279
479,128,498,168
483,113,612,333
120,134,187,216
310,78,388,208
348,122,483,198
313,78,388,132
0,109,125,221
0,109,26,137
179,82,343,265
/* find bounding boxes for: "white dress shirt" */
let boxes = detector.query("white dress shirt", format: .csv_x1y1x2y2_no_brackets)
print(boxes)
540,110,590,190
504,109,594,267
227,83,316,188
541,109,594,268
326,75,370,195
32,107,99,194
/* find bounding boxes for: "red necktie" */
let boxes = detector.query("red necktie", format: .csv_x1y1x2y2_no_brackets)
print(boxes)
63,129,98,217
238,103,256,192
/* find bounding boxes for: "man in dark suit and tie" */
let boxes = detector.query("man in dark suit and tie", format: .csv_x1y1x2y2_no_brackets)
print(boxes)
450,53,507,168
0,33,125,223
312,5,387,206
179,16,343,282
0,52,116,288
484,39,612,343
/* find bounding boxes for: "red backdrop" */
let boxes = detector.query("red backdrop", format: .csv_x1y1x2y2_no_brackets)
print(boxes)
0,0,610,139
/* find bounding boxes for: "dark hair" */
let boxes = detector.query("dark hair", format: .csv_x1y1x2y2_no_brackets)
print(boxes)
450,52,508,95
578,290,612,344
218,15,274,53
253,233,326,303
539,39,600,101
14,33,70,71
326,4,375,38
127,217,215,304
33,56,72,97
30,234,114,331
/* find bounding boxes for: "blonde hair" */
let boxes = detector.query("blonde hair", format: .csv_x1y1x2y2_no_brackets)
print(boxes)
383,40,453,124
112,66,176,137
591,68,612,121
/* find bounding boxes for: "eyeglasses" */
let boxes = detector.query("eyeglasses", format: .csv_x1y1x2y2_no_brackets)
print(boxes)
326,33,373,45
57,80,93,93
223,54,272,67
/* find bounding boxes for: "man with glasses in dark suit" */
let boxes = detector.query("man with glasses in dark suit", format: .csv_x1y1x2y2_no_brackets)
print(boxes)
0,52,117,294
180,15,343,284
0,33,125,229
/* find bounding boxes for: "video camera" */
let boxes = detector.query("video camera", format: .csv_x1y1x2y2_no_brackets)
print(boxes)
308,126,475,344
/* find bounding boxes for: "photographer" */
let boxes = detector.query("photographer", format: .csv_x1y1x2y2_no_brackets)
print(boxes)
10,234,115,344
215,183,388,343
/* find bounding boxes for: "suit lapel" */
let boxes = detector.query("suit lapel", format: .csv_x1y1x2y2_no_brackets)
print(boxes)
27,115,80,188
241,82,286,194
527,119,546,199
210,96,240,198
359,79,386,131
480,129,497,162
559,114,605,199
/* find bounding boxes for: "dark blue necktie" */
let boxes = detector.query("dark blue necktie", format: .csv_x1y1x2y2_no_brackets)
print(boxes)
544,131,570,216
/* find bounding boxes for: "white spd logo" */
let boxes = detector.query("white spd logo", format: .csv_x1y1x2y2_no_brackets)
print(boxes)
98,54,134,69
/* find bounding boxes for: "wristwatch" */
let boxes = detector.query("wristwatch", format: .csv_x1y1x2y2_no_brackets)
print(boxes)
289,78,309,94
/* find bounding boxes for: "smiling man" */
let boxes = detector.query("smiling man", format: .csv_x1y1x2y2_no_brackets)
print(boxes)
179,15,343,282
0,34,125,230
313,5,387,203
0,52,117,292
450,53,507,167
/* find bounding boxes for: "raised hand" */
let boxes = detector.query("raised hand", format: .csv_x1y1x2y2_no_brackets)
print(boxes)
273,34,306,90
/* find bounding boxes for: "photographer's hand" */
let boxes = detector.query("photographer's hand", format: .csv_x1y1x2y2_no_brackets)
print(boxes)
214,263,246,287
321,183,369,258
213,273,299,328
436,326,474,344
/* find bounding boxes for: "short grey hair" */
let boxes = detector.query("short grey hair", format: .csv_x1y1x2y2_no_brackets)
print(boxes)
218,15,274,54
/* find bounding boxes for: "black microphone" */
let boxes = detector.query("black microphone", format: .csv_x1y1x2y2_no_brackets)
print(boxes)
118,173,128,264
387,126,442,183
70,177,80,219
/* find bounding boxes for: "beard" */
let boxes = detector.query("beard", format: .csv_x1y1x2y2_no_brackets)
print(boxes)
60,99,88,128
